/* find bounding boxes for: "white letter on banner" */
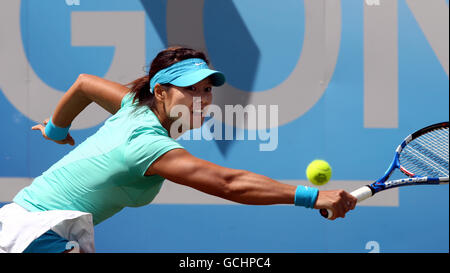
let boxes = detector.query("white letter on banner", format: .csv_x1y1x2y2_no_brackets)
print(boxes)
364,0,399,128
0,1,145,129
166,0,342,130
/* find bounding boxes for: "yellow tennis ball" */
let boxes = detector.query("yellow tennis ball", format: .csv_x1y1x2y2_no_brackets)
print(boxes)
306,159,332,186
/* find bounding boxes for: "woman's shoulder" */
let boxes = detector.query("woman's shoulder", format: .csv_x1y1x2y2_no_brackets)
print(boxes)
120,92,136,108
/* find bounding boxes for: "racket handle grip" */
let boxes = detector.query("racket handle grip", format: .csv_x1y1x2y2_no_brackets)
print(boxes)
319,186,373,219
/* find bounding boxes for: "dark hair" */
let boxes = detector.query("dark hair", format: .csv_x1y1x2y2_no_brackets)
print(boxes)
127,46,209,108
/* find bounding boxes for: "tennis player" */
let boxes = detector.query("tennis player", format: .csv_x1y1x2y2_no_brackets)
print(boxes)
0,47,356,253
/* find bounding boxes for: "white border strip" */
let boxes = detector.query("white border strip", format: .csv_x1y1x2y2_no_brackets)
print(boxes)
0,178,398,207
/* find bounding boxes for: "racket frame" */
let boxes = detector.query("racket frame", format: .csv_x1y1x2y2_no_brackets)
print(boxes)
369,122,449,194
320,122,449,219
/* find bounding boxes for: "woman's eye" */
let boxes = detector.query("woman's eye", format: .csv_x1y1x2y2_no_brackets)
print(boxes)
186,86,211,92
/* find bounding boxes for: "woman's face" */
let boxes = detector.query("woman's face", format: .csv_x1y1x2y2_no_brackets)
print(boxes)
163,77,213,130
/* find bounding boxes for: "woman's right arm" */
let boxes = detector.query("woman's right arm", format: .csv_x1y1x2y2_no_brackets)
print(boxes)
32,74,130,144
147,149,357,220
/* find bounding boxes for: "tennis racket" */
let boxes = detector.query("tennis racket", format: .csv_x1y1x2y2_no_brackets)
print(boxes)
320,121,449,219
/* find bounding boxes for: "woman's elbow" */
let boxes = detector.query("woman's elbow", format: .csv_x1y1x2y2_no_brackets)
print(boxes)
73,73,88,92
76,73,93,90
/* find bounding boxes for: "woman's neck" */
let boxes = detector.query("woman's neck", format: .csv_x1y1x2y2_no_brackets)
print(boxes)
151,104,188,139
150,104,169,129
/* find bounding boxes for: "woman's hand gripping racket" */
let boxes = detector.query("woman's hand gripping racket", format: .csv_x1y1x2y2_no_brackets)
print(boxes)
320,122,449,219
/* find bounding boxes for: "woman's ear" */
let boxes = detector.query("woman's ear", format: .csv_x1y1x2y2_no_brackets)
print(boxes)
153,84,166,102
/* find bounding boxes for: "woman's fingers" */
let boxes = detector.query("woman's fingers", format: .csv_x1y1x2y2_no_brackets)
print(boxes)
31,124,48,139
322,190,358,220
31,124,43,131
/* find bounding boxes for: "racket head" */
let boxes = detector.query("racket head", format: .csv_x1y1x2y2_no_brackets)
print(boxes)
369,122,449,194
321,122,449,219
397,122,449,178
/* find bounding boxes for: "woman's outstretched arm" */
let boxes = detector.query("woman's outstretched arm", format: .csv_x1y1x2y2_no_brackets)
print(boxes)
147,148,357,220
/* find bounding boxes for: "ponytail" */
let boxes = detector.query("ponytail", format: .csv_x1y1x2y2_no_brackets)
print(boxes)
127,74,153,107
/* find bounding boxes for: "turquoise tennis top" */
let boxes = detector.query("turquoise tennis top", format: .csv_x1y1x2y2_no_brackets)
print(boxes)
14,93,184,225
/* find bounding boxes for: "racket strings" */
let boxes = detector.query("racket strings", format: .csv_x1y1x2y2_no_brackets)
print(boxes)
421,129,449,160
400,127,449,177
402,143,448,176
416,130,448,164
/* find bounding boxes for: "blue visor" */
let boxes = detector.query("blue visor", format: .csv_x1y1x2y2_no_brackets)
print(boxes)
149,58,225,93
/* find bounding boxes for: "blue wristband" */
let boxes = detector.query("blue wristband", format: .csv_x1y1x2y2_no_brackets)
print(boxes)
44,117,71,141
294,185,319,208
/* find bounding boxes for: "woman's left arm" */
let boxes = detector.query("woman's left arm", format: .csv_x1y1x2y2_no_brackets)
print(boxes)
32,74,129,145
51,74,129,127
